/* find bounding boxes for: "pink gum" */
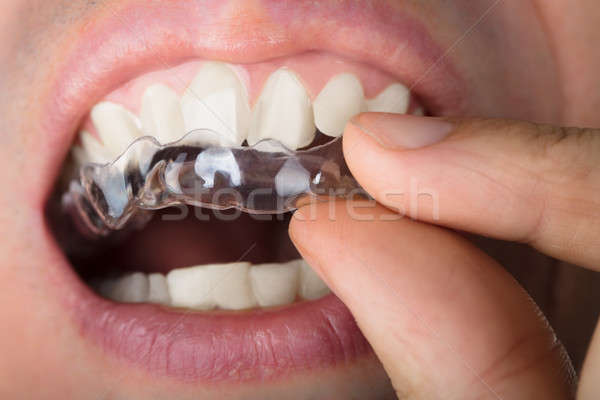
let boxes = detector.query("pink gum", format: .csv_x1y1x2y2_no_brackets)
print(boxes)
80,51,421,137
102,51,409,113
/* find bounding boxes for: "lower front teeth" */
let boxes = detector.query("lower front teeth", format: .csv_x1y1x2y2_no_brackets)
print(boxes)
167,262,257,311
97,272,149,304
147,273,171,305
249,260,301,307
94,259,330,310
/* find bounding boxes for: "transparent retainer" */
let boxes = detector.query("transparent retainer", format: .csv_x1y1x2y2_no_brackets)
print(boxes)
61,129,365,239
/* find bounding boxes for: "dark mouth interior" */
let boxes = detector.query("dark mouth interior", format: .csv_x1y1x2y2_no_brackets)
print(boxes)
68,207,299,282
46,132,338,284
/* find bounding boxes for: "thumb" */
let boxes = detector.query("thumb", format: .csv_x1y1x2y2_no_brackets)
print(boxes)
343,113,600,270
289,201,574,399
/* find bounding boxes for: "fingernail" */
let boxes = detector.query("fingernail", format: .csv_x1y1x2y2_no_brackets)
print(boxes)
351,113,453,149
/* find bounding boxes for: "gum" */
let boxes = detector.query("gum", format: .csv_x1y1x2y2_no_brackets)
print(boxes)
79,51,421,140
103,51,398,111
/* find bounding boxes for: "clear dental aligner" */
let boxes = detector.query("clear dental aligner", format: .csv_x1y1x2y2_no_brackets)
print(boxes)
62,129,364,238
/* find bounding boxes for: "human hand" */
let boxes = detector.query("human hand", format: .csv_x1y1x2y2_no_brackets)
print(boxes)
289,113,600,399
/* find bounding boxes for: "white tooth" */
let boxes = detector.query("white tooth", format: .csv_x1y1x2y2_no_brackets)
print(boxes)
194,147,241,188
71,145,90,166
98,272,149,303
140,84,186,144
166,265,215,310
211,263,256,310
248,69,315,150
166,262,256,310
180,62,250,146
91,102,142,158
179,128,237,147
366,83,410,114
147,273,171,305
274,158,310,197
251,140,289,153
412,106,424,116
164,153,186,194
249,260,300,307
298,260,331,300
313,73,366,137
78,131,113,164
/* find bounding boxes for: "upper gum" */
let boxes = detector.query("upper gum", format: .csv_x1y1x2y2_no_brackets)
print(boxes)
101,51,403,115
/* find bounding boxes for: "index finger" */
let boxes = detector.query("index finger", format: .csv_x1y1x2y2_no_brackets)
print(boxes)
343,113,600,270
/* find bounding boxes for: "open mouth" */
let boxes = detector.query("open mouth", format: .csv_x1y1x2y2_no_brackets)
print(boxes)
55,51,424,311
37,1,464,397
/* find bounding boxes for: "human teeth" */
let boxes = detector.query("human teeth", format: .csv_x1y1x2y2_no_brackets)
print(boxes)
164,153,186,194
140,84,186,144
94,259,331,309
412,106,424,116
313,73,366,137
98,272,149,303
248,69,315,150
73,131,113,165
71,146,89,166
78,65,415,168
166,262,256,310
367,83,410,114
194,147,241,187
166,265,214,310
147,273,171,305
91,102,143,158
210,263,257,310
299,260,331,300
274,158,311,197
180,62,250,146
249,260,300,307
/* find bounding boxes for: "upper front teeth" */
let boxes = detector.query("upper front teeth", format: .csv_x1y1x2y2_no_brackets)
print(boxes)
247,68,315,150
91,102,143,158
366,83,410,114
72,62,412,165
313,73,367,137
95,259,330,310
140,84,186,144
180,62,251,146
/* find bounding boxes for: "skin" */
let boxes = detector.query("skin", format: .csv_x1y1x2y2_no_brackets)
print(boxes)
290,114,600,398
0,0,599,399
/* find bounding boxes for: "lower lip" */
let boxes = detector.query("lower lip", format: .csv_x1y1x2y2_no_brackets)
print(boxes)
63,259,371,383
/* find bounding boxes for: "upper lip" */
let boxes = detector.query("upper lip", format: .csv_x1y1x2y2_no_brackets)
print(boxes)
40,0,464,204
37,0,465,386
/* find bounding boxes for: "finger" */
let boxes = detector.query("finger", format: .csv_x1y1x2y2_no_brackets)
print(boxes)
343,113,600,270
289,201,574,399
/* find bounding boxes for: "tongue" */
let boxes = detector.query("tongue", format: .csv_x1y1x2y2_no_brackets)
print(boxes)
76,208,299,277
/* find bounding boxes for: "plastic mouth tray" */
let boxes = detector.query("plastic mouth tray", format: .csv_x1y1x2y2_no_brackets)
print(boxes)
62,129,364,238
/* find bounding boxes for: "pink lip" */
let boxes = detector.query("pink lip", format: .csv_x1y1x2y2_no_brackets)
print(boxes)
71,276,369,382
38,0,463,385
